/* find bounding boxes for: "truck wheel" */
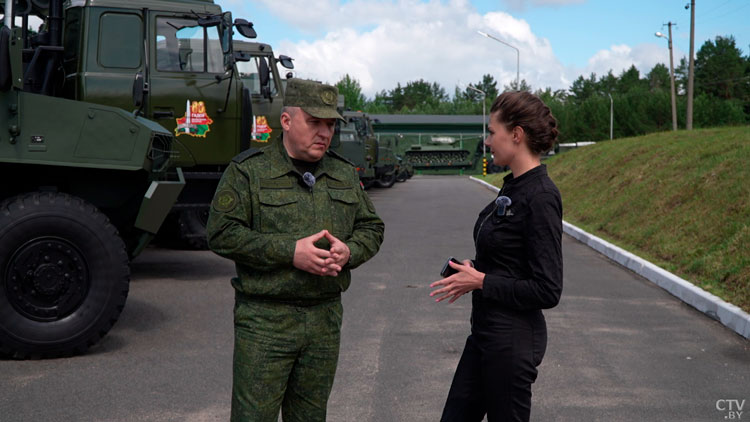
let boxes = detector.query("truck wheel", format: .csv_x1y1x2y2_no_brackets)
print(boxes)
0,192,129,359
375,172,397,188
362,179,376,190
176,208,209,250
396,170,408,182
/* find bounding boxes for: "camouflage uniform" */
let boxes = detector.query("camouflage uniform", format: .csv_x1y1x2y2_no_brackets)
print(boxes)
206,79,385,422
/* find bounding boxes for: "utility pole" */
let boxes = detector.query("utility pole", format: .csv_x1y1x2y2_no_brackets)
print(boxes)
686,0,695,130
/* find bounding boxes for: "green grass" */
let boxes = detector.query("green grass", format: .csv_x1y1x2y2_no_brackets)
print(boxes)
479,126,750,312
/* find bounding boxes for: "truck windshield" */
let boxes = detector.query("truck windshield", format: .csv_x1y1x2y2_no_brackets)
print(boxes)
156,17,224,73
237,55,278,96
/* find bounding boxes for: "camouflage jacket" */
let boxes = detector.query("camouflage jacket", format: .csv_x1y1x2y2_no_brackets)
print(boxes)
206,139,385,301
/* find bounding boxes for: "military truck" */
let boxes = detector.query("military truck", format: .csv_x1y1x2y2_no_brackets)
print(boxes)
344,111,399,188
327,98,377,185
0,0,185,358
22,0,259,249
377,134,413,182
234,40,294,145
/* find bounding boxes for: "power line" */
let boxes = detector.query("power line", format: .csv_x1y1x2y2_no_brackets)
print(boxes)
700,0,734,19
694,75,750,86
701,2,750,24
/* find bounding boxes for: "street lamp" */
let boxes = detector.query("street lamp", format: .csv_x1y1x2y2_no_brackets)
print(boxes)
656,27,678,131
467,84,487,161
477,30,520,90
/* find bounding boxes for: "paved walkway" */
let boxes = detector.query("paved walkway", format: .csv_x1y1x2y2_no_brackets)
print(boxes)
0,175,747,422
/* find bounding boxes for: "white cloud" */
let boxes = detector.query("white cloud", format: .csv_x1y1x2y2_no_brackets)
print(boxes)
502,0,585,12
271,1,575,97
577,43,684,80
230,0,669,98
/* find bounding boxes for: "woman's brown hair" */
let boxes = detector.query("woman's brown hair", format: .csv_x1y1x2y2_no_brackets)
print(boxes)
490,91,558,155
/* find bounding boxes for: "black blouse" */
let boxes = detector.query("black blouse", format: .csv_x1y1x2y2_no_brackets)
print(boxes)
472,165,563,311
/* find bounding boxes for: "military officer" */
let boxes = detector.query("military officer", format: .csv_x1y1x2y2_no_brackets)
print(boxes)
206,78,385,422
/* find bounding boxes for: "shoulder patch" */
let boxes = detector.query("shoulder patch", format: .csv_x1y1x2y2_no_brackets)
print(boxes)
326,149,354,166
212,189,239,213
232,148,263,164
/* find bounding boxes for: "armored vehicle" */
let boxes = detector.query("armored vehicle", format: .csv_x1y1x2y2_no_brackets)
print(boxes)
403,135,485,174
0,0,185,358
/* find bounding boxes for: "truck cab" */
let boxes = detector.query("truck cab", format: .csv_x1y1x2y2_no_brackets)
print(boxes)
233,40,294,146
58,0,257,248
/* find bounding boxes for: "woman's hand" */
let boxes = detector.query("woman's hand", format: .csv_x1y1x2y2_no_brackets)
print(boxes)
429,259,484,304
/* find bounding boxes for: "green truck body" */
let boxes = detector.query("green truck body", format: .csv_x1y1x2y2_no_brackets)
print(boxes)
342,111,399,188
42,0,262,249
0,0,185,358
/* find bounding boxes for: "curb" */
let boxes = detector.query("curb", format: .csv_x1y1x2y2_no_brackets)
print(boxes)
469,176,750,339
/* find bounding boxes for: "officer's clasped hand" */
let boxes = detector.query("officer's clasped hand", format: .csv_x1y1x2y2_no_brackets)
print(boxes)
293,230,350,277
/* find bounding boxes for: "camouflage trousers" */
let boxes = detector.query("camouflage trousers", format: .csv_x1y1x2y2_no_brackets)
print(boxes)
231,295,343,422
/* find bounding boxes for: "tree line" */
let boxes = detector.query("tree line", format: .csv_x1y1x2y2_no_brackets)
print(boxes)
336,35,750,143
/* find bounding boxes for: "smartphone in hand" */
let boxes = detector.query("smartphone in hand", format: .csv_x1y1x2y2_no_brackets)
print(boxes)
440,257,462,278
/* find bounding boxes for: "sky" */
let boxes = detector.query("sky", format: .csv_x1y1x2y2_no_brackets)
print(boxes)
217,0,750,98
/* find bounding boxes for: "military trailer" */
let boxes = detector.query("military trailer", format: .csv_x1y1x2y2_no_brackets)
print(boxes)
27,0,259,249
0,0,185,358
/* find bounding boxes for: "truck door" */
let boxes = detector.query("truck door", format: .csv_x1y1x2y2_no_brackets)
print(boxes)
148,13,239,168
236,51,284,147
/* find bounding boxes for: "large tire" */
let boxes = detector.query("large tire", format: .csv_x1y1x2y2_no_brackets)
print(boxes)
176,208,209,250
0,192,129,359
375,171,397,188
362,179,376,190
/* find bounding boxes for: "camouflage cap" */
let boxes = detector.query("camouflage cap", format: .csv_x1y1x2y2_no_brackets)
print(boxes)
284,78,345,121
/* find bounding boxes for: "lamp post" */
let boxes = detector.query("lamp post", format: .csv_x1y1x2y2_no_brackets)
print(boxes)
467,84,486,153
467,84,488,175
477,30,520,90
656,26,678,131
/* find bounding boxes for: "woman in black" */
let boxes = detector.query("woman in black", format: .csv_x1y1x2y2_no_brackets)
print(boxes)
430,91,563,422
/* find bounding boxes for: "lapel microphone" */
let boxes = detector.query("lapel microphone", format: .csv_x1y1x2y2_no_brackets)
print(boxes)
495,196,512,216
302,172,316,189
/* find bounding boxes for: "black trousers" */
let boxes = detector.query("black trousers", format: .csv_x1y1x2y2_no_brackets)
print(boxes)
440,308,547,422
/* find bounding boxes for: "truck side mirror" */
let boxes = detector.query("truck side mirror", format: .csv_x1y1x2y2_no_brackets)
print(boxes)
278,55,294,69
234,19,257,39
330,121,342,148
132,72,145,113
0,26,11,92
258,58,270,99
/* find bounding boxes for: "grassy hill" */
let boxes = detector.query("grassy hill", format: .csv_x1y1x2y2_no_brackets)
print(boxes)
481,126,750,312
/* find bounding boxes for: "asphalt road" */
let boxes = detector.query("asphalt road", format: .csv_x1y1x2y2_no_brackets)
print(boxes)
1,175,748,422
